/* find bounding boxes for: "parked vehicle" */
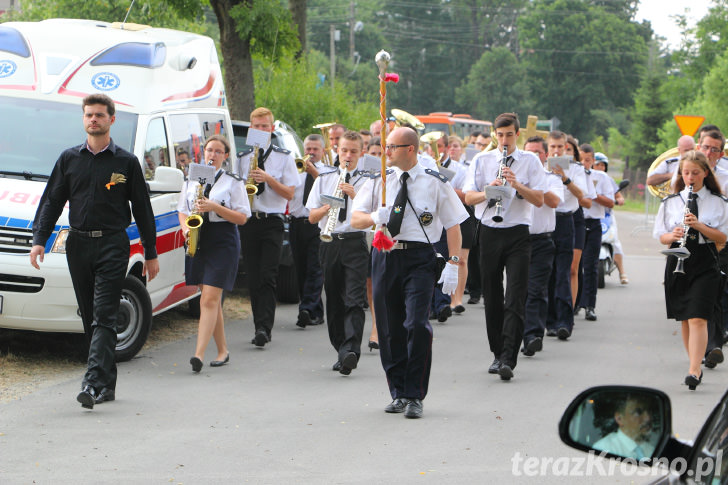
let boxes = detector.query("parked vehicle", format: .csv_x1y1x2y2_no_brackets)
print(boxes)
598,180,630,288
0,19,235,360
560,385,728,484
231,120,303,304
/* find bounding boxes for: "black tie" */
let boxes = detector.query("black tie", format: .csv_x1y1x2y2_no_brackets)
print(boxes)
303,173,315,206
388,172,409,237
687,191,699,242
339,172,350,222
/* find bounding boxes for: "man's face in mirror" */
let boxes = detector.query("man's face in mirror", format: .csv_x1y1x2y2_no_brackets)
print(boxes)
615,397,653,443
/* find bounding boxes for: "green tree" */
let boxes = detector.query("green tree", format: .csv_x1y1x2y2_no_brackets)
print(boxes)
626,73,671,169
518,0,649,140
455,47,533,120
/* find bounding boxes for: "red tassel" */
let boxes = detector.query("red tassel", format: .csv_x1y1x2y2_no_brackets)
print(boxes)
372,227,395,251
379,73,400,83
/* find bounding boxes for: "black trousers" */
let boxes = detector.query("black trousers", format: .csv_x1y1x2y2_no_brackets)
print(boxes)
430,229,451,314
467,216,482,299
320,234,368,361
480,224,530,368
290,217,324,319
579,218,602,309
372,246,436,400
66,230,128,392
524,235,555,343
547,214,575,332
240,216,284,336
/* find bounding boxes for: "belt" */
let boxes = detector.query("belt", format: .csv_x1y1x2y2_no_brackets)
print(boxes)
291,216,312,224
330,231,365,240
530,232,552,241
556,211,574,217
69,227,118,238
251,211,283,220
392,240,431,250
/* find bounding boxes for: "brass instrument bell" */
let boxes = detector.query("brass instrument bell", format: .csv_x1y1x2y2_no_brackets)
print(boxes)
391,109,425,131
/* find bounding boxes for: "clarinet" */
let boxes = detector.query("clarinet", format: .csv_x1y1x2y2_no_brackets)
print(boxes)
492,146,508,222
660,184,693,274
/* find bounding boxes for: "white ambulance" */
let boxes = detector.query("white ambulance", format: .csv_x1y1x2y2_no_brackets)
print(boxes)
0,19,235,360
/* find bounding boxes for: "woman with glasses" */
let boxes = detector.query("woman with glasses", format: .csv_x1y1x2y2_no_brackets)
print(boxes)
177,135,251,373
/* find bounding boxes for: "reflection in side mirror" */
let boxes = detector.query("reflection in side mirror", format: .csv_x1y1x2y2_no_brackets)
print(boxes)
559,386,672,463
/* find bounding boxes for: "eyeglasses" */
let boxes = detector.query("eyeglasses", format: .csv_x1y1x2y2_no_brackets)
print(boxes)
474,142,486,148
700,144,723,154
205,147,226,155
385,144,412,151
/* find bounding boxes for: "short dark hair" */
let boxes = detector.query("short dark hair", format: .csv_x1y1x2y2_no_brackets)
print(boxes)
82,93,115,116
494,113,519,131
525,136,547,153
204,134,230,154
359,129,371,136
368,136,381,150
341,130,363,150
701,130,725,146
699,124,721,136
470,131,482,139
580,143,595,154
547,130,566,142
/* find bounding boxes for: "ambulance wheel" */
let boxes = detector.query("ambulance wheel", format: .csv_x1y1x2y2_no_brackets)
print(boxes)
115,275,153,362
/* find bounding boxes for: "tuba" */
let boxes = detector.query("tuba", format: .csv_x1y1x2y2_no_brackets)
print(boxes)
184,183,204,257
319,161,350,242
420,131,445,165
661,184,693,273
245,143,260,204
391,109,424,131
647,147,680,198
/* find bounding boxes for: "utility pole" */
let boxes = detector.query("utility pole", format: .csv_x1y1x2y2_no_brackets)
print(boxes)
330,25,336,91
349,1,356,60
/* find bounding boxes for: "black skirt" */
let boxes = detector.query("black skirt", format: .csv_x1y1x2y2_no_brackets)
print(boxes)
185,220,240,291
664,243,720,321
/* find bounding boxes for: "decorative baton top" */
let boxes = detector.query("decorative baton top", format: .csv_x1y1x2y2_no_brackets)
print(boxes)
375,50,390,75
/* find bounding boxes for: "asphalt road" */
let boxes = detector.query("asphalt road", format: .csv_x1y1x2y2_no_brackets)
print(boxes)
0,210,725,484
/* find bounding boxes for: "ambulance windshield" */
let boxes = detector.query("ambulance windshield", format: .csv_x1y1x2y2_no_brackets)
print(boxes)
0,96,137,177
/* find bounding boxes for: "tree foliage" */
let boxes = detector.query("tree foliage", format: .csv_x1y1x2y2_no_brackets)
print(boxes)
626,73,671,169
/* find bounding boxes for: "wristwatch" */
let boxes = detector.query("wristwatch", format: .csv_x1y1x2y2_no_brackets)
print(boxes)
563,177,572,185
449,256,460,263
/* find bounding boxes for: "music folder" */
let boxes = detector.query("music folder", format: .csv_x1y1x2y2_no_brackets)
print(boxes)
188,163,216,185
484,185,515,200
547,156,572,172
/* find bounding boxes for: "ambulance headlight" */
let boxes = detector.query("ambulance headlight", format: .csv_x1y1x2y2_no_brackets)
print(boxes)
51,229,69,254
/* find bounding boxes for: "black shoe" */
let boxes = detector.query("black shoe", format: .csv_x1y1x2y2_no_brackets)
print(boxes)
706,348,724,367
210,353,230,367
488,358,502,374
339,352,358,376
467,296,481,305
546,329,557,337
368,340,379,351
557,327,571,340
253,331,269,347
76,385,97,409
95,388,115,404
190,356,203,373
685,372,702,390
384,398,408,413
296,310,311,328
428,312,437,320
499,364,514,381
585,307,597,321
404,398,423,418
332,361,342,371
522,337,542,356
437,306,452,323
452,305,465,314
310,315,325,326
574,306,582,316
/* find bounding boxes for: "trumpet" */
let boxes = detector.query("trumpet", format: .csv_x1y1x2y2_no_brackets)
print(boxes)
295,154,312,173
661,184,693,274
184,183,204,257
320,161,350,242
313,122,336,166
492,146,508,223
245,143,260,204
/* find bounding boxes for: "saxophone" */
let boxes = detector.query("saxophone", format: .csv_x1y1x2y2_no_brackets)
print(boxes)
320,162,350,242
245,143,260,205
184,183,204,257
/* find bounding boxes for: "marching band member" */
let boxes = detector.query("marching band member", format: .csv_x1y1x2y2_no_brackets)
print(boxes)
653,150,728,390
235,107,299,348
463,113,547,381
352,127,467,418
178,135,250,372
307,131,371,375
289,134,327,328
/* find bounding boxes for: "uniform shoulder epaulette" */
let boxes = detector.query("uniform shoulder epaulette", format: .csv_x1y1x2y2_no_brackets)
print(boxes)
272,145,290,154
225,170,242,181
709,189,727,200
424,168,448,183
319,167,339,176
237,147,254,158
661,193,680,203
665,157,679,164
385,168,394,176
360,171,380,179
571,160,583,165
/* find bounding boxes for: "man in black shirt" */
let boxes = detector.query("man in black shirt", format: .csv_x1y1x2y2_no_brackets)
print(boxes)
30,94,159,410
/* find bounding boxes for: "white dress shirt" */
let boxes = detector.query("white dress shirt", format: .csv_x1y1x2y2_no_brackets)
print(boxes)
306,167,370,234
557,161,591,213
234,145,300,213
177,169,251,221
530,170,564,234
352,164,468,242
288,161,327,218
653,185,728,243
593,429,656,460
583,169,615,220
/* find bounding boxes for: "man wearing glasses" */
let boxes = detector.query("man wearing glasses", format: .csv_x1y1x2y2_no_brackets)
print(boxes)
352,127,467,418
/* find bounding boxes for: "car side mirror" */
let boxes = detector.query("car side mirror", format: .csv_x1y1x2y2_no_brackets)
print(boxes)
559,386,672,463
147,166,184,193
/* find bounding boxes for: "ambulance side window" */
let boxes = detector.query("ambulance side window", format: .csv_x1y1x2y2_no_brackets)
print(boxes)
144,117,169,180
169,113,229,170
